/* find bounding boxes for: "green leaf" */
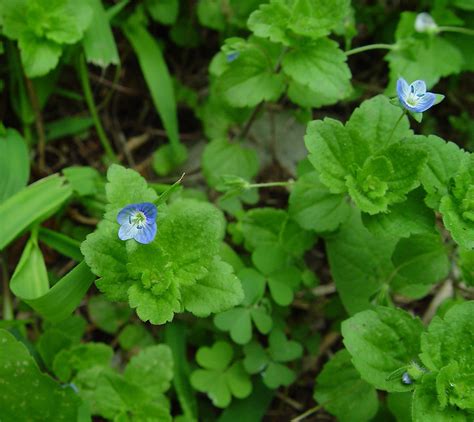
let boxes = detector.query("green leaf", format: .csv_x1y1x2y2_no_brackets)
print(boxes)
262,362,295,389
118,324,154,351
289,170,351,232
164,322,198,422
0,128,29,202
202,139,259,188
82,0,119,67
283,38,351,107
436,361,474,410
45,116,93,142
18,36,62,78
0,174,72,250
391,233,449,286
38,227,83,261
122,17,184,165
87,295,132,334
412,373,468,422
0,329,81,420
191,341,252,408
411,135,468,209
362,188,436,238
341,306,424,392
247,0,350,44
459,248,474,286
268,330,303,363
152,143,188,176
439,155,474,249
10,232,95,322
182,257,244,317
215,308,253,344
53,342,114,382
215,38,285,108
386,13,463,94
124,345,174,396
325,209,397,314
314,350,378,422
145,0,179,25
420,302,474,374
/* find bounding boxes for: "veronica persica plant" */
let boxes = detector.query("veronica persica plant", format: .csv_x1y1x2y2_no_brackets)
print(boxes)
414,13,438,34
396,78,438,113
117,202,157,244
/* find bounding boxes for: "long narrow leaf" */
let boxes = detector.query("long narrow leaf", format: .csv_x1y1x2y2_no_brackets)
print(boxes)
38,227,83,261
122,19,179,149
0,174,72,250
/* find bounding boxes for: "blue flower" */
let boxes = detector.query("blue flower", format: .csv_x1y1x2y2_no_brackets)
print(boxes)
414,13,438,33
402,372,413,385
396,78,437,113
226,51,240,63
117,202,157,244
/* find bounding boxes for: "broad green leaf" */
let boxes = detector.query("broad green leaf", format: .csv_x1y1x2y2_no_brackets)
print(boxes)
53,342,113,382
122,17,184,168
420,302,474,374
152,143,188,176
439,155,474,249
124,345,174,396
87,295,132,334
247,0,350,44
182,257,244,317
283,38,351,107
436,361,474,410
202,139,259,188
45,116,93,142
215,308,253,344
0,174,72,250
215,38,285,107
386,392,412,422
385,12,463,94
411,135,468,209
412,373,468,422
459,248,474,286
362,188,436,238
262,362,295,389
314,350,378,422
268,330,302,363
243,341,270,374
82,0,119,67
342,306,424,392
0,329,81,420
391,233,450,285
326,209,397,314
0,128,29,202
289,170,351,232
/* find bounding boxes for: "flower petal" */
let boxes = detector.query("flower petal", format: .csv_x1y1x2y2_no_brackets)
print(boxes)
117,204,137,224
137,202,157,221
397,78,410,101
412,92,436,113
410,80,426,96
118,221,139,240
134,222,157,244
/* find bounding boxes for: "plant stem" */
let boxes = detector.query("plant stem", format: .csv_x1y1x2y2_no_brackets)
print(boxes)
247,180,294,189
77,53,117,163
291,404,323,422
25,77,46,172
387,109,406,143
1,254,13,321
345,43,396,56
438,26,474,36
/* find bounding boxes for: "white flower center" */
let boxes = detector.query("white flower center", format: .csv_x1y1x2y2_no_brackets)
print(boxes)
406,92,421,107
130,211,146,229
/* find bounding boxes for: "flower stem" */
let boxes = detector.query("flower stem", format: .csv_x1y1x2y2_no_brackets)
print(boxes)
77,53,117,163
387,109,406,143
345,43,396,56
247,180,294,189
438,26,474,36
25,77,46,173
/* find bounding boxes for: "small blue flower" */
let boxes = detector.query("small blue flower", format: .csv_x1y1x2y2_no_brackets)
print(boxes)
414,13,438,34
396,78,437,113
226,51,240,63
117,202,157,244
402,372,413,385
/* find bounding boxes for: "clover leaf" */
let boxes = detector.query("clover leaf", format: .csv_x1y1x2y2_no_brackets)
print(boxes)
190,341,252,408
243,329,303,389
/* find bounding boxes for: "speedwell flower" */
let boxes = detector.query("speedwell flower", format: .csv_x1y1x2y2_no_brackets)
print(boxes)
414,13,438,34
396,78,437,113
117,202,157,244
